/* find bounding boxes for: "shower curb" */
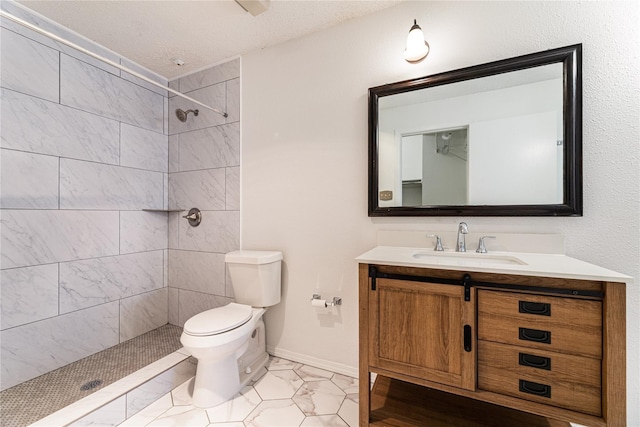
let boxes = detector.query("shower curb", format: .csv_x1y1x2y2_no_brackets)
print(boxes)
29,349,193,427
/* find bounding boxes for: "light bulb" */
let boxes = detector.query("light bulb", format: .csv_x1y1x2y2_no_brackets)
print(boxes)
403,20,429,63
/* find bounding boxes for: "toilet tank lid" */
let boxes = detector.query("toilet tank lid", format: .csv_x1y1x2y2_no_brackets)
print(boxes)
225,250,282,264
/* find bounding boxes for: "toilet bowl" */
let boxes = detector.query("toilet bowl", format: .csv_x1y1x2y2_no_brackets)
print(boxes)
180,250,282,408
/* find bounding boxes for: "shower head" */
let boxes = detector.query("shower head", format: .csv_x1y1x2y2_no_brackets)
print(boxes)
175,108,199,122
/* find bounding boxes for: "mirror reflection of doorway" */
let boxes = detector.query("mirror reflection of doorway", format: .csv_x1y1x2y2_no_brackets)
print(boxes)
401,127,468,207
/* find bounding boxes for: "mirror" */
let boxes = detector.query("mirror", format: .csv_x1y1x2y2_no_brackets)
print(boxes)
368,44,582,216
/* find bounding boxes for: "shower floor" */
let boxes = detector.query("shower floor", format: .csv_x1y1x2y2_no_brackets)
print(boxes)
0,324,183,427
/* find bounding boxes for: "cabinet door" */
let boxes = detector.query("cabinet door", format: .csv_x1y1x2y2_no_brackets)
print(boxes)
369,277,475,391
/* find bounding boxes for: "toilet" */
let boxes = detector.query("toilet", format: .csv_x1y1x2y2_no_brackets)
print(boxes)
180,250,282,408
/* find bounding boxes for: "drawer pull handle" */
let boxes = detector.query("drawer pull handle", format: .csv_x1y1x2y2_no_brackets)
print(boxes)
519,353,551,370
519,327,551,344
519,301,551,316
519,379,551,398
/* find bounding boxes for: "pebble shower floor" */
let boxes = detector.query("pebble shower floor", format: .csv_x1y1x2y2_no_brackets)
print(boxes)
0,324,183,427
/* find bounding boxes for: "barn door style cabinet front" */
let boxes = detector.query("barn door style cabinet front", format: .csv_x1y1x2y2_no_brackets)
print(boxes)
358,260,628,427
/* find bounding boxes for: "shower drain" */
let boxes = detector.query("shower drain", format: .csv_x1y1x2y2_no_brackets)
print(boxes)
80,379,103,391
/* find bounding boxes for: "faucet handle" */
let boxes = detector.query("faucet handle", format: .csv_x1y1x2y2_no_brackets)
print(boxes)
476,236,496,253
426,234,444,251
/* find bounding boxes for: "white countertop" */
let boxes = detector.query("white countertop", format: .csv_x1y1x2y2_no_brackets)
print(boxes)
356,246,632,283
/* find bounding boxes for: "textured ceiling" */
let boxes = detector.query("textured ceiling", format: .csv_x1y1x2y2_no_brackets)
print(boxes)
17,0,402,79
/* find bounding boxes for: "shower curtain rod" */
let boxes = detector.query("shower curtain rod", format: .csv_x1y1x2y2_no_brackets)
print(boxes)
0,10,228,118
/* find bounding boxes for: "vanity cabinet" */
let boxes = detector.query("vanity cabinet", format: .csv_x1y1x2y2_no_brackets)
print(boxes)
359,263,626,427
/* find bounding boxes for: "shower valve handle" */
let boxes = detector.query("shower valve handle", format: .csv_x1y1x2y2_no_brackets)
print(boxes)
182,208,202,227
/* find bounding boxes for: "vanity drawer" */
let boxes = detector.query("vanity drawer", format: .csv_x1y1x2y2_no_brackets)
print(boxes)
477,290,602,358
477,340,602,416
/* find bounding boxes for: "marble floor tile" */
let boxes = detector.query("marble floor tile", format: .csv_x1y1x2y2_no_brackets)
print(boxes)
115,356,357,426
253,370,304,400
337,394,359,427
265,356,298,371
243,399,305,427
292,381,346,416
331,374,359,395
293,364,334,382
205,386,262,422
300,415,349,427
146,405,209,427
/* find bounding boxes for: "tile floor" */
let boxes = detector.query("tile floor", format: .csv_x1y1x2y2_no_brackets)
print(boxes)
119,356,359,427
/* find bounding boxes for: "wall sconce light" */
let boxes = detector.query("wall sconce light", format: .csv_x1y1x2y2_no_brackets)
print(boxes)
403,19,430,63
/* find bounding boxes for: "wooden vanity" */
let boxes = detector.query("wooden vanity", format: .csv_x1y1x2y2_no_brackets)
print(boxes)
357,249,628,427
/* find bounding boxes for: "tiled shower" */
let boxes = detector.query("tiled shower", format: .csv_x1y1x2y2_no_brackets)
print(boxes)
0,2,240,394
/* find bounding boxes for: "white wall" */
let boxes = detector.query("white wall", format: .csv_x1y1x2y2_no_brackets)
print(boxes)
241,1,639,423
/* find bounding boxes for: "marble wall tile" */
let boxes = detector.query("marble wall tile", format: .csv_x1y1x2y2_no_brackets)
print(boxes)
60,159,164,210
168,169,225,211
226,166,240,211
163,173,169,210
120,58,169,97
60,54,164,133
119,288,168,342
120,393,173,427
0,264,59,330
0,301,119,390
164,249,169,288
69,396,126,427
178,58,240,93
178,123,240,171
177,210,240,253
120,124,168,173
0,27,59,102
168,135,180,173
168,79,179,94
177,289,233,326
168,212,180,250
120,211,168,254
164,97,169,135
168,287,179,325
126,359,195,417
168,250,225,295
0,1,121,75
226,78,240,123
168,83,226,135
0,88,120,164
0,210,119,269
59,251,164,314
0,149,59,209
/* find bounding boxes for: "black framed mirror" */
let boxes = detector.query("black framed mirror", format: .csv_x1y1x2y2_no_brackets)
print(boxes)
368,44,582,217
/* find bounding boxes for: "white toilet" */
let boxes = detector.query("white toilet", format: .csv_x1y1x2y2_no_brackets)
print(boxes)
180,250,282,408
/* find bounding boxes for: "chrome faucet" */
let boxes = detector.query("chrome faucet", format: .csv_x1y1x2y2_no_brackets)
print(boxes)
456,222,469,252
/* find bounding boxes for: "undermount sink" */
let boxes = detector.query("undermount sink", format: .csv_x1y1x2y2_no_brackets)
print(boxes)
411,251,527,266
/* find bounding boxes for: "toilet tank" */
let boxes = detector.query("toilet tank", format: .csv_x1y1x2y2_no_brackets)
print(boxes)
225,250,282,307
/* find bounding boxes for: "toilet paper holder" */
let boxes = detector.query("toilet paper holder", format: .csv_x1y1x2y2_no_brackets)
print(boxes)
311,294,342,307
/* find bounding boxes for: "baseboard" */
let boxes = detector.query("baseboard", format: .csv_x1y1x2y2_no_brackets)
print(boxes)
266,345,358,379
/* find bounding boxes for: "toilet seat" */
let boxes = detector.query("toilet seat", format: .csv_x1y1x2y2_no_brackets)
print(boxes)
184,303,252,336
